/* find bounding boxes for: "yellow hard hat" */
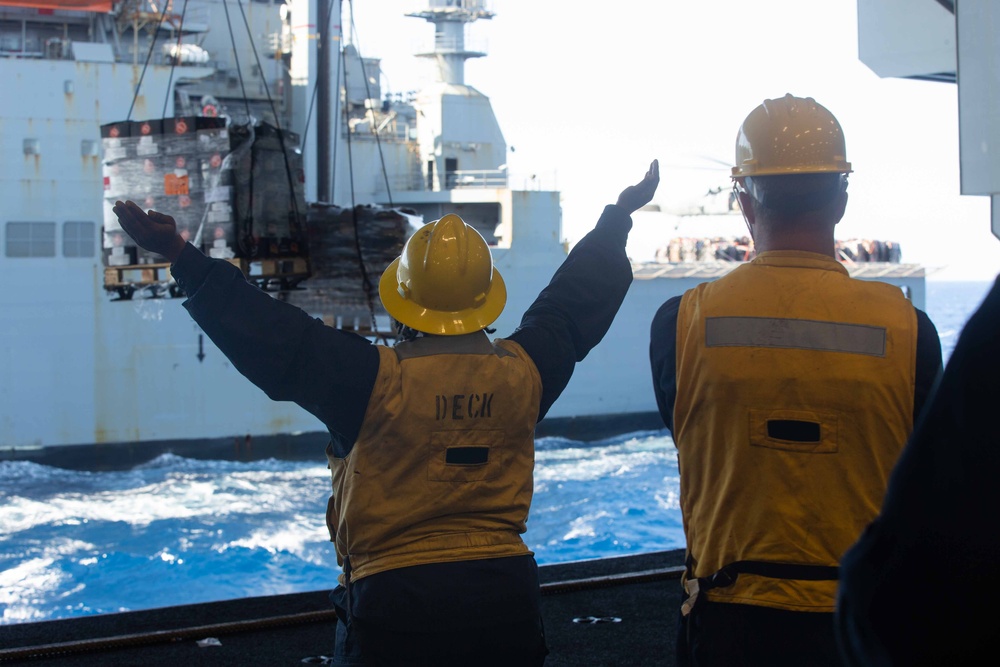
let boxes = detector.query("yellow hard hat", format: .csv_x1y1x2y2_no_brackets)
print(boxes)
378,214,507,336
731,94,852,179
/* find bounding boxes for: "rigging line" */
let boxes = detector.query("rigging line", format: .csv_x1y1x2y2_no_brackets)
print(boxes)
327,0,347,202
126,0,172,121
222,0,255,255
329,9,344,203
160,0,190,119
347,0,393,208
341,42,380,338
299,58,320,155
221,0,252,121
235,0,301,230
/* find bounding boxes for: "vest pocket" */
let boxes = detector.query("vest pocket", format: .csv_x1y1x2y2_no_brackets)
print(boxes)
428,429,505,482
749,408,839,453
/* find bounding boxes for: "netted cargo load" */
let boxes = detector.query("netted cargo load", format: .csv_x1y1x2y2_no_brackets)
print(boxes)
99,117,311,297
100,116,233,267
282,203,413,328
227,121,308,260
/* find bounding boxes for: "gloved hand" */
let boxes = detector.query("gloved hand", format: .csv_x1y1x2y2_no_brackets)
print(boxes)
616,159,660,214
112,200,187,263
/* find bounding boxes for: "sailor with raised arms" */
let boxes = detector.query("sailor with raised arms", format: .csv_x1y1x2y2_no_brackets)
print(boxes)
113,159,659,666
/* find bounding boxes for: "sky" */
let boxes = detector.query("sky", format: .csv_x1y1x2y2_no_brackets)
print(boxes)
346,0,1000,282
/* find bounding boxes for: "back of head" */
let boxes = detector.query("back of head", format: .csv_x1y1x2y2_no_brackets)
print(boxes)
378,214,506,336
732,94,852,224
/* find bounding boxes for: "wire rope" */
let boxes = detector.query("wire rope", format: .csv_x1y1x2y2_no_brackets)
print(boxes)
125,0,171,121
234,0,303,253
160,0,189,119
347,0,394,208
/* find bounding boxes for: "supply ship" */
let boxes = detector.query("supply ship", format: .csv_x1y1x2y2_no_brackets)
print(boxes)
0,0,930,465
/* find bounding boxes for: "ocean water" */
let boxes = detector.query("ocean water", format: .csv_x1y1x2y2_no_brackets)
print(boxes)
0,279,993,625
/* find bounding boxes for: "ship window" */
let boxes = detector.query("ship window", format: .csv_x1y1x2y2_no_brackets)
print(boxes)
5,222,56,258
63,221,96,257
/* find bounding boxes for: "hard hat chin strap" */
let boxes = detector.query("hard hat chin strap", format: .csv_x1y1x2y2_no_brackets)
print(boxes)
732,181,755,243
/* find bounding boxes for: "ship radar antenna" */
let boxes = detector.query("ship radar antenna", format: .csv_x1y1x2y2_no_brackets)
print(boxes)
406,0,495,85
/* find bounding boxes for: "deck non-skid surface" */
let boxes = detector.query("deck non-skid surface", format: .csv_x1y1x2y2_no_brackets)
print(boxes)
0,550,685,666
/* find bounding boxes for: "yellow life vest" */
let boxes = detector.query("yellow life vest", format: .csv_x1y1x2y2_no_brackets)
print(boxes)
326,333,542,582
674,250,917,612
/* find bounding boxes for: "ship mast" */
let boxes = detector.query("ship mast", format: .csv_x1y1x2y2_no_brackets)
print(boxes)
288,0,343,204
406,0,494,85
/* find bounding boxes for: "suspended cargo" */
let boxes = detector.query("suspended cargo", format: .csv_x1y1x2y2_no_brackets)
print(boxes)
99,118,311,298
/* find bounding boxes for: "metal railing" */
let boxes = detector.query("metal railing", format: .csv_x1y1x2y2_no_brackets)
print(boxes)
385,169,558,193
445,169,508,189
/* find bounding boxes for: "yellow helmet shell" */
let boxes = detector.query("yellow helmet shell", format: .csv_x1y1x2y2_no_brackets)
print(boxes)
732,94,853,178
378,214,507,336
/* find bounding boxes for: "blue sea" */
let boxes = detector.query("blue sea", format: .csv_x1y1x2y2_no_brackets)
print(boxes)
0,280,993,625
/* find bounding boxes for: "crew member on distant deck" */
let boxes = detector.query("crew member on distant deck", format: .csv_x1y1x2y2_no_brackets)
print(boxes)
647,95,942,666
113,160,659,666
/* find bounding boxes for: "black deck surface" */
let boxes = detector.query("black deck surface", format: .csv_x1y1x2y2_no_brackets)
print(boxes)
0,550,686,666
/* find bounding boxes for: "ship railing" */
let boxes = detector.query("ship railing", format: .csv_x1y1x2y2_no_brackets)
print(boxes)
420,0,494,12
407,0,495,20
445,170,508,189
508,171,558,191
426,35,489,55
395,170,558,192
345,121,411,143
387,169,558,193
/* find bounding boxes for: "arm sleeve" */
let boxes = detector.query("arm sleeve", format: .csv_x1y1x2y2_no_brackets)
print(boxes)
836,276,1000,666
649,296,681,434
507,205,633,420
912,306,943,422
170,243,380,450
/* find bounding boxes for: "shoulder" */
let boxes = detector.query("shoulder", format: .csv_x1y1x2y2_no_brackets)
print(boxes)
653,295,683,321
913,306,942,353
651,295,683,337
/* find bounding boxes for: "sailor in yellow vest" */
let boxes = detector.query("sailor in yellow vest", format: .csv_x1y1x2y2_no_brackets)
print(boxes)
648,95,942,666
113,160,659,666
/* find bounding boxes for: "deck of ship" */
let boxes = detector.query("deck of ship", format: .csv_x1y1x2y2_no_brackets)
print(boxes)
0,550,686,666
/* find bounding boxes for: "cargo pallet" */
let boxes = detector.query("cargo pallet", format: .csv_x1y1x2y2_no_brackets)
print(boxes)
103,257,311,299
242,256,311,292
103,263,178,300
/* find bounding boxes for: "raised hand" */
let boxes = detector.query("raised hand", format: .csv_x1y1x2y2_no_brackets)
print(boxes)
112,200,187,263
616,159,660,215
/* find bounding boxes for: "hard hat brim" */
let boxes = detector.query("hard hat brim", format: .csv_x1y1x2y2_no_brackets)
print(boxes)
378,257,508,336
731,163,853,179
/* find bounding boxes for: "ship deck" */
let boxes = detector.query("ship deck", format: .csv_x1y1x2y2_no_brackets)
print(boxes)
0,550,686,666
